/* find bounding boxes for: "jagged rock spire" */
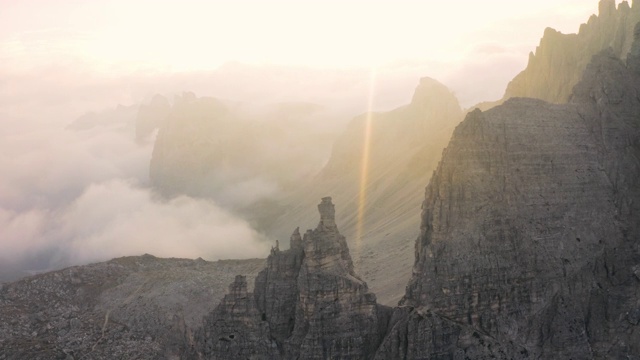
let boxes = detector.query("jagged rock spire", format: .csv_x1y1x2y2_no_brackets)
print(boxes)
317,196,336,228
290,226,303,250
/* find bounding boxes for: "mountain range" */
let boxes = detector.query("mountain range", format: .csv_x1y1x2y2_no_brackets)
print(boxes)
1,1,639,359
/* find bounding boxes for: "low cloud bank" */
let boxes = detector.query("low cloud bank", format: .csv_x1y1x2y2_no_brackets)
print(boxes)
0,112,270,281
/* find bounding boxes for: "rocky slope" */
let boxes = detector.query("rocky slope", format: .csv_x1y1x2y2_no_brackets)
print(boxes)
503,0,640,104
188,197,391,359
0,256,265,360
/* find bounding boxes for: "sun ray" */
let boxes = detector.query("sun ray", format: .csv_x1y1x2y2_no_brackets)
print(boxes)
355,66,377,267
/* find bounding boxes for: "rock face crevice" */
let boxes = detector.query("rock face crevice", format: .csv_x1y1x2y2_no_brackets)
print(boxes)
190,197,391,359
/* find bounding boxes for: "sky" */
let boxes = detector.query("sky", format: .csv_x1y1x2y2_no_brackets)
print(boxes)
0,0,615,115
1,0,605,72
0,0,623,280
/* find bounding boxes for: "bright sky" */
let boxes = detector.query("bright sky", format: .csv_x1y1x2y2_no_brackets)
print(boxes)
0,0,612,73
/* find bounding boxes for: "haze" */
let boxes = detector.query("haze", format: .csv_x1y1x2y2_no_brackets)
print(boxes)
0,0,619,281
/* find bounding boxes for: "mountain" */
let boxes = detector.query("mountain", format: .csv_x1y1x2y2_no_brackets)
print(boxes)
376,45,640,360
266,77,463,305
187,28,640,359
2,39,639,358
187,198,391,359
503,0,639,104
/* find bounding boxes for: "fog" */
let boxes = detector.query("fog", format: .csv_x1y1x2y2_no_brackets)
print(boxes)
0,108,269,281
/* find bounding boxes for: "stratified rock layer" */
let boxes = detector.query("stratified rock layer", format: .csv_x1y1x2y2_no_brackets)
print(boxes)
191,198,391,359
376,48,640,359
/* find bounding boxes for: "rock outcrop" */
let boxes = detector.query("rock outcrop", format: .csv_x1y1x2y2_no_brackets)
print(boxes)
375,46,640,359
190,198,391,359
503,0,640,104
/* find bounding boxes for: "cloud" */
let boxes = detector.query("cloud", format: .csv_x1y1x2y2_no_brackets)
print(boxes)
0,107,270,280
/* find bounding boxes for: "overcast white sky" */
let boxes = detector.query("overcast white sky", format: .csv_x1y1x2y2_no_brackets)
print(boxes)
0,0,620,117
1,0,608,72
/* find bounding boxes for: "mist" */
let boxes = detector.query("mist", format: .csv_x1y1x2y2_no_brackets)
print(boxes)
0,107,270,282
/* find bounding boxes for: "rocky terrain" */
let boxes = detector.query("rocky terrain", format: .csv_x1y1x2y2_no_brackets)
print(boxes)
375,41,640,360
0,256,264,359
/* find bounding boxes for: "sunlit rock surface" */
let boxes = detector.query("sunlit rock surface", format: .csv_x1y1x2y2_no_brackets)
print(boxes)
503,0,640,104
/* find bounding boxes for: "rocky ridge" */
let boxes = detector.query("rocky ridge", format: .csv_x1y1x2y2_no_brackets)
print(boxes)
374,46,640,359
503,0,640,104
188,197,391,359
186,24,640,360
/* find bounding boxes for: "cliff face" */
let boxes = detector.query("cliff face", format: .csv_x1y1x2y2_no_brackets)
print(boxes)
376,47,640,359
503,0,640,104
190,198,391,359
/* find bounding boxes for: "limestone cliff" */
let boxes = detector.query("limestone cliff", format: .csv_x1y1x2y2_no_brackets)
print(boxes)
376,47,640,359
503,0,640,104
190,198,391,359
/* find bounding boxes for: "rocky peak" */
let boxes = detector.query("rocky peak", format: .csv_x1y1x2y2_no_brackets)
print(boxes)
289,226,303,251
409,77,462,132
317,196,336,228
192,198,391,359
503,0,639,103
376,47,640,359
599,0,616,18
303,197,355,277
